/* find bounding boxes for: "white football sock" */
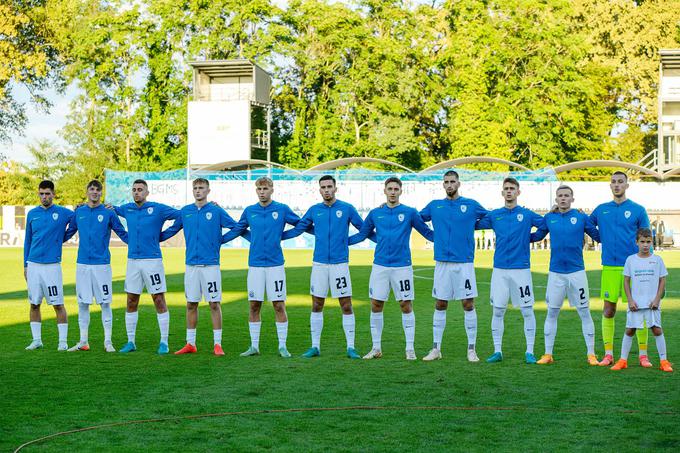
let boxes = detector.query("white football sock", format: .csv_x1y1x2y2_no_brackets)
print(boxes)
157,311,169,344
620,333,633,360
342,313,355,349
310,311,323,349
276,321,288,348
213,329,222,345
464,308,477,348
432,309,446,350
30,322,41,342
655,334,667,360
78,303,90,343
543,307,560,355
491,306,506,353
402,312,415,350
249,322,261,349
57,323,68,344
576,306,595,355
125,311,138,343
520,306,536,354
370,312,384,350
101,303,113,344
186,328,196,346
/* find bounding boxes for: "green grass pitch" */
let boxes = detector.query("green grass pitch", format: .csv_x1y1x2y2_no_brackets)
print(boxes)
1,247,679,452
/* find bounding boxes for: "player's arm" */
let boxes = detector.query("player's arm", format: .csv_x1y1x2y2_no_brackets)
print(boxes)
348,211,374,245
110,212,129,244
349,207,376,243
475,202,490,220
584,215,600,243
530,214,548,242
282,208,313,240
419,203,432,222
588,207,598,226
412,210,434,242
160,215,183,241
219,207,250,241
222,210,250,243
112,204,124,217
623,275,637,311
23,213,32,278
63,209,78,242
639,208,650,229
475,212,492,230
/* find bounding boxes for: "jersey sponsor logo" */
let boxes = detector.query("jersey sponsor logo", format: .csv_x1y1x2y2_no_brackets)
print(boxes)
336,210,343,218
460,205,467,213
624,210,631,219
272,212,279,220
517,213,523,222
570,217,577,225
206,212,212,220
147,207,154,214
398,213,405,222
602,210,610,214
52,213,59,220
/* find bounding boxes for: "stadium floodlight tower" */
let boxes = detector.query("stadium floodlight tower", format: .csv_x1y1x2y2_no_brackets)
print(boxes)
187,59,272,171
659,49,680,173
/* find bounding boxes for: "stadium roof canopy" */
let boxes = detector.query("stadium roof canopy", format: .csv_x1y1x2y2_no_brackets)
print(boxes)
303,157,416,174
552,160,663,178
194,159,302,174
420,157,530,172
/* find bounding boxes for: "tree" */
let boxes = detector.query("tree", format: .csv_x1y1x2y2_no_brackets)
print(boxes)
0,0,65,142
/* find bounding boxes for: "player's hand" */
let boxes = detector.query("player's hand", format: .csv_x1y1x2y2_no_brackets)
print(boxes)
628,300,638,312
211,201,220,207
105,203,114,210
550,204,558,213
75,202,86,209
24,267,27,281
650,299,660,310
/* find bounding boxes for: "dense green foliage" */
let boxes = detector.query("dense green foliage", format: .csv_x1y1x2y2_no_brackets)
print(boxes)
1,1,680,202
1,247,679,451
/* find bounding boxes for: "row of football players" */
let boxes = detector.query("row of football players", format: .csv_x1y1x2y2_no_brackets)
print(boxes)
22,172,671,371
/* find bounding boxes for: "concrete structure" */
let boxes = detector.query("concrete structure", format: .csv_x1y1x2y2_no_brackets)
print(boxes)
187,60,272,168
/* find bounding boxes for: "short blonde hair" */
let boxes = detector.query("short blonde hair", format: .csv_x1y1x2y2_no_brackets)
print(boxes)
255,177,273,187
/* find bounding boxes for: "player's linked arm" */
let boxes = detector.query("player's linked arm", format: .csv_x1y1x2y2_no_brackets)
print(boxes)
413,210,434,242
530,215,548,243
111,213,129,244
222,212,249,244
63,210,78,242
348,212,374,245
160,216,183,241
282,210,312,240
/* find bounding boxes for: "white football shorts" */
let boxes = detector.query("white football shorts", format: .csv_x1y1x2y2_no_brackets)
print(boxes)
125,258,167,295
76,263,113,305
185,265,222,303
369,264,414,302
310,262,352,298
545,270,589,309
432,261,478,301
247,265,286,302
26,262,64,306
626,308,661,329
490,268,534,308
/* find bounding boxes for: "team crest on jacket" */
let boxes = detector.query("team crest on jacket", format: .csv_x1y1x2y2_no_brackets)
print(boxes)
570,217,577,225
98,215,104,222
624,210,631,219
336,210,343,218
206,212,212,220
517,213,523,222
272,212,279,220
460,205,467,213
147,207,154,214
52,213,58,220
398,213,405,222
